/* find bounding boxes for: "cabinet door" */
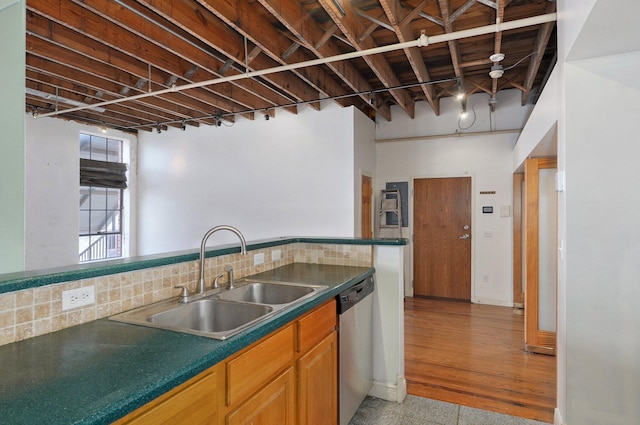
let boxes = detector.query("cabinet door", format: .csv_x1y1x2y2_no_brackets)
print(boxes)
297,298,336,354
227,367,296,425
113,365,221,425
297,331,338,425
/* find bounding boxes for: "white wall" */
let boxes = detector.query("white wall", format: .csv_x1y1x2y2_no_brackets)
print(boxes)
518,1,640,423
137,102,357,254
375,90,531,305
376,132,517,305
564,55,640,425
0,0,25,273
513,68,559,171
376,89,533,141
353,108,376,237
24,116,137,270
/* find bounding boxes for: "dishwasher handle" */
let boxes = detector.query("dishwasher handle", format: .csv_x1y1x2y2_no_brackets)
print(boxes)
336,276,374,314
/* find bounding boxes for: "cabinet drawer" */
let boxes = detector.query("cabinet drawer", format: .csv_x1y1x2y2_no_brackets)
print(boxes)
113,365,221,425
297,299,336,354
226,324,294,407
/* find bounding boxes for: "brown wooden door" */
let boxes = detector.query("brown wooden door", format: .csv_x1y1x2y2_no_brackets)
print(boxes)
414,177,471,300
361,175,373,238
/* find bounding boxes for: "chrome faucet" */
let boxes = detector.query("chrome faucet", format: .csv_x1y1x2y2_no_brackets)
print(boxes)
197,225,247,295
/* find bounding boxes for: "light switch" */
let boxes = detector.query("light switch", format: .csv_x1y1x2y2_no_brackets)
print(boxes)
500,205,511,217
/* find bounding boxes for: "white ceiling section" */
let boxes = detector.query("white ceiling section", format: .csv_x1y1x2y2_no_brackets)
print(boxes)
567,0,640,61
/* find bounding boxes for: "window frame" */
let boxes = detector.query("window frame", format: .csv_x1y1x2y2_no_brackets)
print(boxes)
79,133,126,263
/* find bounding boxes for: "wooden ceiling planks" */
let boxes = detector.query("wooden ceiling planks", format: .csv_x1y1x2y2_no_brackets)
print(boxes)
24,0,557,132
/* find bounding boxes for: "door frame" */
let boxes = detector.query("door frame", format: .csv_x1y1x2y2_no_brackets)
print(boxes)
524,157,557,355
358,170,373,238
360,172,373,238
409,173,475,301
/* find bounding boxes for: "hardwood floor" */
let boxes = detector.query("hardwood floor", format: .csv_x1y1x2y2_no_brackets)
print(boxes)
404,298,556,423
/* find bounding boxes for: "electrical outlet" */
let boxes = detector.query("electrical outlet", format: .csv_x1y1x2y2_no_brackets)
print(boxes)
62,286,95,311
483,275,490,283
272,249,281,261
254,253,265,266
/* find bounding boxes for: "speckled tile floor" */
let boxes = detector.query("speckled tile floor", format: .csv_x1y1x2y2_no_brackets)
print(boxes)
348,396,551,425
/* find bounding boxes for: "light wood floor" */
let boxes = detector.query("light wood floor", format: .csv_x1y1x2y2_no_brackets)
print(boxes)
404,298,556,423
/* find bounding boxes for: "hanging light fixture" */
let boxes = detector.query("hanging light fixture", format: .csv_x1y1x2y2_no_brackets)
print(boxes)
489,53,505,79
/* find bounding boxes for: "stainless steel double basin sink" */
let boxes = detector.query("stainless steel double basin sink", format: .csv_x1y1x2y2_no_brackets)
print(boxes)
110,280,327,339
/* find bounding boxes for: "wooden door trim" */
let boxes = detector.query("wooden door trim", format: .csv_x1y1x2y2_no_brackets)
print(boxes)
360,174,373,238
513,174,524,307
524,157,557,355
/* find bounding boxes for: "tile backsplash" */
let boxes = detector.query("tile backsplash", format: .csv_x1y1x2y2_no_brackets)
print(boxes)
0,243,372,346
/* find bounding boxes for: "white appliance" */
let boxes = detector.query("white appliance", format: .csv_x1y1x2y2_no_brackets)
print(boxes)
336,275,374,425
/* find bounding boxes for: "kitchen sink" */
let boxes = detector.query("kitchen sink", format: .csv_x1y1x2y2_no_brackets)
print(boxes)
110,280,327,340
217,282,315,305
111,298,273,339
149,299,272,333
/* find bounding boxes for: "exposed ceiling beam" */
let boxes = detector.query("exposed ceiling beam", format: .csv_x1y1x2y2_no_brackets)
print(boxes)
191,0,355,111
521,2,556,105
318,0,415,118
32,12,557,121
380,0,440,115
257,0,392,120
438,0,465,84
491,0,506,105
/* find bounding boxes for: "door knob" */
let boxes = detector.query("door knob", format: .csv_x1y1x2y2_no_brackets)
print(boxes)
459,234,470,239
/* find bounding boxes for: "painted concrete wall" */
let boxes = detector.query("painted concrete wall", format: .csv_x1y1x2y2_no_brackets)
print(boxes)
136,102,357,255
353,107,376,237
375,90,530,305
376,88,533,141
376,131,517,305
23,117,137,270
564,55,640,425
518,1,640,423
0,0,25,273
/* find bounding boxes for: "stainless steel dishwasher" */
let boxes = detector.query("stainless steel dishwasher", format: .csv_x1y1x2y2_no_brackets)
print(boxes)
336,275,375,425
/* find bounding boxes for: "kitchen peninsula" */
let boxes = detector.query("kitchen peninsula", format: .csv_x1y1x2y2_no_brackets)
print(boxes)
0,237,407,424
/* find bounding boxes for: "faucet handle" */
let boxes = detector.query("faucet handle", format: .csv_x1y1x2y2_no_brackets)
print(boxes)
174,285,190,303
226,265,235,289
212,273,225,289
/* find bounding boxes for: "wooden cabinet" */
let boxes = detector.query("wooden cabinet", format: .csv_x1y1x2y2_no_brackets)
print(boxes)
227,367,296,425
226,325,294,407
297,331,338,425
296,298,338,425
113,364,223,425
297,299,336,354
115,299,337,425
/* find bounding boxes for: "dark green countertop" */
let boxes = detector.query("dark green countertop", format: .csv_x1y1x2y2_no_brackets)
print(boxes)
0,263,374,425
0,236,405,294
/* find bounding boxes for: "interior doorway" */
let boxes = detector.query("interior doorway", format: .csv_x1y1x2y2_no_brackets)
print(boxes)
413,177,471,300
524,157,558,355
361,175,373,238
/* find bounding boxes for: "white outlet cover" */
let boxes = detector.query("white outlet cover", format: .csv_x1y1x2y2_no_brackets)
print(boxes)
272,250,281,261
254,253,265,265
62,286,95,311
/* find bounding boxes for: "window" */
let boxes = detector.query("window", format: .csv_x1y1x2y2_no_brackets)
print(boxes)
79,134,127,262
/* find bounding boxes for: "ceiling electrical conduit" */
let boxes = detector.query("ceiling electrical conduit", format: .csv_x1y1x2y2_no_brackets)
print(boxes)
34,13,557,120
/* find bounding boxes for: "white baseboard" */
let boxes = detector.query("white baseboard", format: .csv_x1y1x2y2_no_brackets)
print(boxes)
369,376,407,403
555,408,565,425
472,297,514,307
